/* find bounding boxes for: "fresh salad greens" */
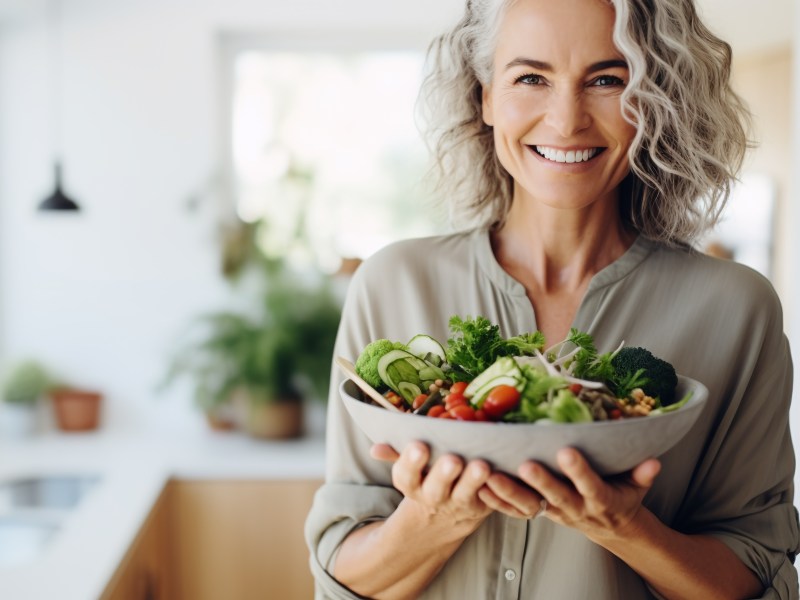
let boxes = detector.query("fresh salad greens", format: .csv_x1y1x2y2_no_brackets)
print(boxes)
353,315,684,424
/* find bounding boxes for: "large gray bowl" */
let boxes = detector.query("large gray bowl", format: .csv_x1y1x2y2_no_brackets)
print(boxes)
339,376,708,476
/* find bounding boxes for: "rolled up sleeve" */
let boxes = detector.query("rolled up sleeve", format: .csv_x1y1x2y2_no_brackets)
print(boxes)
676,321,800,598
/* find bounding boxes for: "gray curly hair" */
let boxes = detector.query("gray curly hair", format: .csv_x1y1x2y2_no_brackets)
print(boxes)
418,0,752,245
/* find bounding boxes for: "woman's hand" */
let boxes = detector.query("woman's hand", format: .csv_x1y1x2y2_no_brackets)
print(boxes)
371,441,494,527
478,447,661,541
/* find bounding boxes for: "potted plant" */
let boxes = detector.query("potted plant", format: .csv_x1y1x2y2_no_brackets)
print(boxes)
49,386,103,432
163,259,341,439
0,360,53,438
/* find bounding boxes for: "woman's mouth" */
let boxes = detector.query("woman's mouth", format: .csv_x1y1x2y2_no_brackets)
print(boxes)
531,145,605,164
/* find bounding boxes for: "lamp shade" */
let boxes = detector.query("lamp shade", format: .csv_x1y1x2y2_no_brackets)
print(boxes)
39,161,80,211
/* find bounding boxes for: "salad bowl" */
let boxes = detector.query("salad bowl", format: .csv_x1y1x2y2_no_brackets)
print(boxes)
339,375,709,476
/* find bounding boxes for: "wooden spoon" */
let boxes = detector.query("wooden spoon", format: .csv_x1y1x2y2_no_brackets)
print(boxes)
335,356,402,412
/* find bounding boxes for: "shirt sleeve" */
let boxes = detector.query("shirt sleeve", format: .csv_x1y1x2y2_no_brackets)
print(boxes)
673,282,800,598
303,260,406,599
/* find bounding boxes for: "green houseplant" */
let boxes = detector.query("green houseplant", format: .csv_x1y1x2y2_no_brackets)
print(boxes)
0,360,53,437
163,258,341,438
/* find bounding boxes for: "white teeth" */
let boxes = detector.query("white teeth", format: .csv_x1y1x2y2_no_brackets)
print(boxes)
534,146,601,164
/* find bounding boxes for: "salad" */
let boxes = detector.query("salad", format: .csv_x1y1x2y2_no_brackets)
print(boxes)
353,315,689,424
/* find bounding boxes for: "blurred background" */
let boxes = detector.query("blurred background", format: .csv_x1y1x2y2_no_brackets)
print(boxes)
0,0,796,598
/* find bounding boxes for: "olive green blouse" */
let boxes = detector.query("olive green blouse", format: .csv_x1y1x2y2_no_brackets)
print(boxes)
305,229,800,599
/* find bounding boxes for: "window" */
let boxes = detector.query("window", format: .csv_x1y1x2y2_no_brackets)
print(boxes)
228,41,443,273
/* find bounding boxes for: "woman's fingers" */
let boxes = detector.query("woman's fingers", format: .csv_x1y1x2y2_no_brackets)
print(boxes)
630,458,661,489
518,460,579,514
422,454,467,503
450,460,491,504
477,485,533,519
391,441,430,495
370,443,400,462
555,448,605,502
485,472,545,518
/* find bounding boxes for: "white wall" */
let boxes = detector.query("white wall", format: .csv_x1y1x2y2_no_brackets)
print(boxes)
0,0,464,432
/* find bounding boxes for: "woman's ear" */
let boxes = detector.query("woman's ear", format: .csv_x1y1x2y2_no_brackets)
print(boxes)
482,85,494,126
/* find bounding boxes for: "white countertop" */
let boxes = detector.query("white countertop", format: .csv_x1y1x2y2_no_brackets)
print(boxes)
0,428,326,600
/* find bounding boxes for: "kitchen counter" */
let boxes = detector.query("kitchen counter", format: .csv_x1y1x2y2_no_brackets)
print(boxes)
0,428,326,600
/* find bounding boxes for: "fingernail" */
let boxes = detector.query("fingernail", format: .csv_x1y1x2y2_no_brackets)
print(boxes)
410,445,424,461
470,462,487,478
561,450,576,465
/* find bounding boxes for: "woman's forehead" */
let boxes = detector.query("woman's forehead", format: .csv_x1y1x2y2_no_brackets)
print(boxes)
494,0,620,66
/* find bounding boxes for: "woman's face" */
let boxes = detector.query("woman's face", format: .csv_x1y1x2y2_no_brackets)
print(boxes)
482,0,636,213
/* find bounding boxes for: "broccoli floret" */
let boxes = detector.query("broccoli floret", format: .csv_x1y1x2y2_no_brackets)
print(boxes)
354,339,407,389
611,347,678,405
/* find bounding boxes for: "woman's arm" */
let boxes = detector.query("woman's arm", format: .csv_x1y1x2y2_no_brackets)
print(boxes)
333,442,496,599
480,449,761,600
595,505,762,599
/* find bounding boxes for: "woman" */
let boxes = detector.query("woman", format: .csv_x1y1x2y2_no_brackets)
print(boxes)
305,0,800,597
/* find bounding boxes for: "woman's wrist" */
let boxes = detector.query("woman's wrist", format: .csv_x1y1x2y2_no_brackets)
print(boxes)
586,504,658,549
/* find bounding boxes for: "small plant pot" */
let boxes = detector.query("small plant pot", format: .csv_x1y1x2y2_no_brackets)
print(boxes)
0,403,38,438
204,405,238,431
50,389,102,432
245,399,304,440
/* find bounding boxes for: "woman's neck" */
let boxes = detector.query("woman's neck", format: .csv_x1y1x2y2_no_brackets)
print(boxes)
491,191,636,294
490,192,636,344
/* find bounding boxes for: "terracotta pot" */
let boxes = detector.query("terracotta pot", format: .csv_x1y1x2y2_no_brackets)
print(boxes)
204,406,238,431
245,399,304,440
50,389,102,432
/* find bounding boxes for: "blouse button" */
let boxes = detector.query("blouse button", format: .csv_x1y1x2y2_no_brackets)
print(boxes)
504,569,516,581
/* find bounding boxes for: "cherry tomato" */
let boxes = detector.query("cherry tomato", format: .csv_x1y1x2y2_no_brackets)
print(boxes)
609,408,622,420
427,405,446,418
412,394,428,410
439,412,454,419
569,383,582,394
445,393,467,411
474,409,488,421
482,385,521,419
450,381,468,395
385,392,403,407
449,405,476,421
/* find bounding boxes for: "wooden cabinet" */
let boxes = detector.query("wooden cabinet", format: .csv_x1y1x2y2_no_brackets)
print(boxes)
103,479,322,600
168,479,322,600
101,488,174,600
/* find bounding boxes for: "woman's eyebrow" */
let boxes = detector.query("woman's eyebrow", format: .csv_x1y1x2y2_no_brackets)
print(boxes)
504,58,629,73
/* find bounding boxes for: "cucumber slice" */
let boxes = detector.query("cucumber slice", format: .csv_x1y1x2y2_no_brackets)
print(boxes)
464,357,522,398
469,374,524,408
419,364,446,382
407,334,446,363
397,381,422,405
377,350,426,388
378,349,446,397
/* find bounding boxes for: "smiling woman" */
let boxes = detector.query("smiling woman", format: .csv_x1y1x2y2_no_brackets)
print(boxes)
304,0,799,598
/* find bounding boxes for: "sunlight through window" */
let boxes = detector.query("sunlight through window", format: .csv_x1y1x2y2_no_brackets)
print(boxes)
231,51,442,273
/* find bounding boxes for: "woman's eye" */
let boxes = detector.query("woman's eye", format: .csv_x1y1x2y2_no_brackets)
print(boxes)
592,75,625,87
515,73,544,86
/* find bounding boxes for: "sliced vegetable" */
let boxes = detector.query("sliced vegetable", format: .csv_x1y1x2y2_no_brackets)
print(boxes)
464,357,522,401
483,385,521,419
407,334,447,365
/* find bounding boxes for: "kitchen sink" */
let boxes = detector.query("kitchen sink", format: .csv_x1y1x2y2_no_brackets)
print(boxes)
0,516,60,568
0,475,100,511
0,475,101,567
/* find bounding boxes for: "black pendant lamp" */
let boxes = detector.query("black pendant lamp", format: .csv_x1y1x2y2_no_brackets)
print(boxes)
39,0,80,212
40,161,79,210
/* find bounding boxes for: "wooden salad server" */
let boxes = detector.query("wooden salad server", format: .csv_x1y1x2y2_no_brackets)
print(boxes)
335,356,402,412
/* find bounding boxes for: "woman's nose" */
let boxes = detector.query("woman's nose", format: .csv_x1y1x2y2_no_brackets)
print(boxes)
543,92,591,137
